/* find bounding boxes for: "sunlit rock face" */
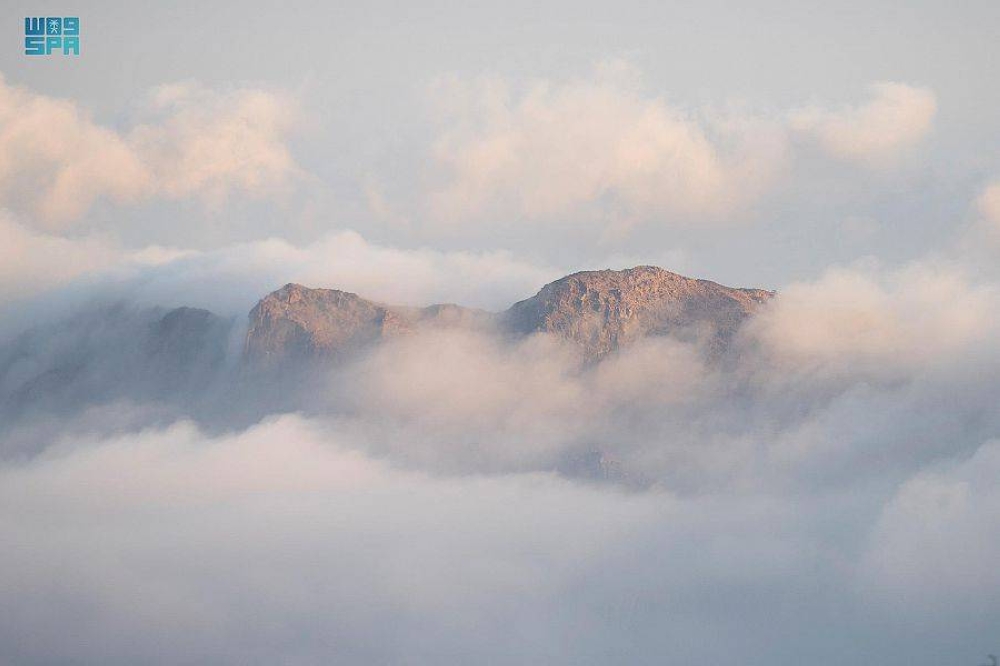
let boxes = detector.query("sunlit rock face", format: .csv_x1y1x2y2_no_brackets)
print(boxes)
244,284,411,366
244,283,494,367
504,266,774,359
243,267,773,366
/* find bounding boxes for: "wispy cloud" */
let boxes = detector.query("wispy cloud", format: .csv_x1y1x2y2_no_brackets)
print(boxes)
789,82,937,166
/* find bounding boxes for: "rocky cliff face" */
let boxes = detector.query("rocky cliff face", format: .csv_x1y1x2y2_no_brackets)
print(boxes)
243,268,773,365
245,284,407,366
504,266,774,359
244,283,493,366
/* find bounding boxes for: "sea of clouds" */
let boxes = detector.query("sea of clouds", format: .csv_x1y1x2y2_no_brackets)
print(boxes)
1,246,998,666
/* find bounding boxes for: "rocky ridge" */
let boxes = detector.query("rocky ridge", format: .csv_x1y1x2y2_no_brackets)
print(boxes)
244,283,494,366
244,267,773,364
505,266,773,358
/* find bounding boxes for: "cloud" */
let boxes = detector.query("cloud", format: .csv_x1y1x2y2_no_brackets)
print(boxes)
422,69,939,240
101,230,561,315
741,261,995,380
864,438,1000,620
0,221,561,331
974,180,1000,244
0,213,194,318
128,81,301,208
1,69,939,253
305,258,1000,491
789,82,937,165
953,180,1000,268
331,330,713,475
0,416,695,664
0,77,991,659
0,74,149,226
0,75,302,227
1,411,998,665
0,215,120,303
3,252,1000,663
5,254,999,488
979,181,1000,226
426,62,789,230
333,329,593,471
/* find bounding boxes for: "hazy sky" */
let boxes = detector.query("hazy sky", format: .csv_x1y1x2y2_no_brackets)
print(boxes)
2,0,999,298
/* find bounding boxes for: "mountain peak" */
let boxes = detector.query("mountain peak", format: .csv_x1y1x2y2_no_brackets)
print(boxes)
244,284,411,366
504,266,773,359
243,266,773,366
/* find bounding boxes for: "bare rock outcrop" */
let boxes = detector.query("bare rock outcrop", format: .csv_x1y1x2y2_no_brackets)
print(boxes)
504,266,773,359
243,268,773,366
244,283,493,366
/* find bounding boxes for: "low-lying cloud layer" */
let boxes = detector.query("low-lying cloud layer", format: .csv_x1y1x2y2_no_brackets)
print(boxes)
1,247,999,664
0,215,561,329
1,412,997,665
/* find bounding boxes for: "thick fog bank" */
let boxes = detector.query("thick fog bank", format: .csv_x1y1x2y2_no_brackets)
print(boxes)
1,261,999,664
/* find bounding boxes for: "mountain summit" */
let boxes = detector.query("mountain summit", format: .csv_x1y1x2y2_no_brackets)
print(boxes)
504,266,773,358
244,267,773,365
244,283,493,366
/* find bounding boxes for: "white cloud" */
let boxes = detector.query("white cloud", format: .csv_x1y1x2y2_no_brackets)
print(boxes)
0,415,671,664
0,219,561,318
330,331,715,476
0,74,149,226
334,329,592,470
423,69,939,236
789,82,937,165
128,81,301,207
864,438,1000,618
975,180,1000,242
741,261,995,380
0,213,193,316
117,230,562,314
427,62,789,230
0,215,121,303
1,70,939,247
0,75,302,227
1,411,997,665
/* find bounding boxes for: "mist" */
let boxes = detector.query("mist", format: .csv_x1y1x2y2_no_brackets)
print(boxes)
1,414,997,665
1,249,999,664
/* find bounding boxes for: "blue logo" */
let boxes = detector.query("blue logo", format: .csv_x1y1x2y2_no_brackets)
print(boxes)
25,16,80,55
